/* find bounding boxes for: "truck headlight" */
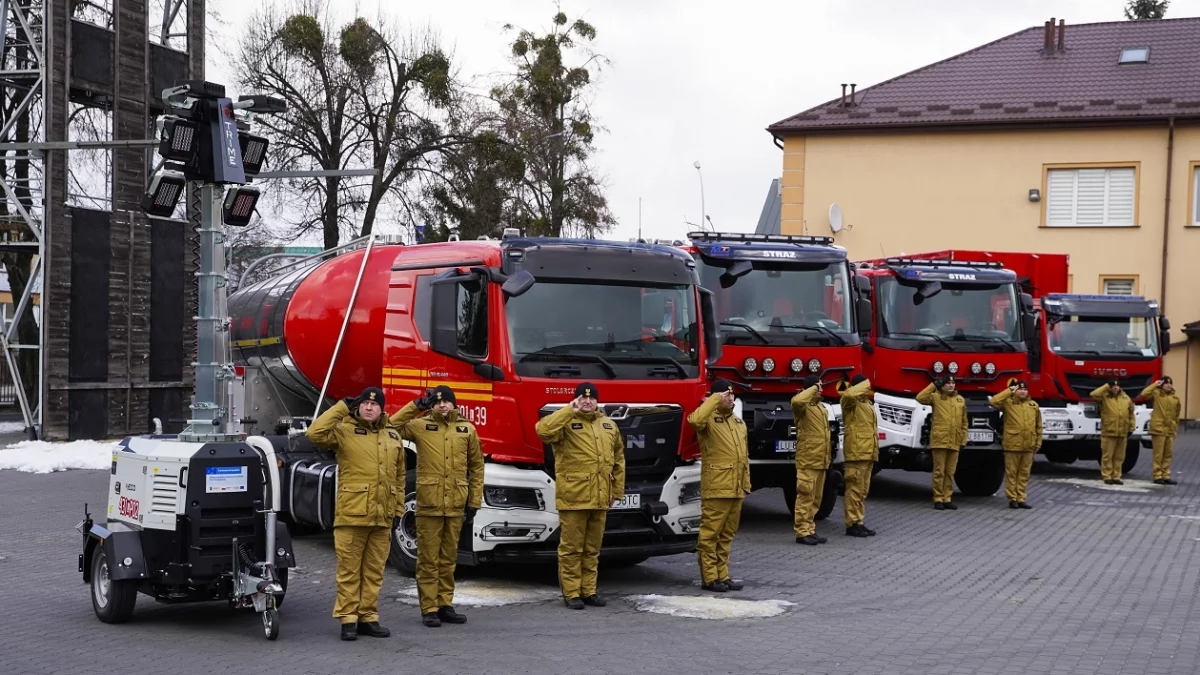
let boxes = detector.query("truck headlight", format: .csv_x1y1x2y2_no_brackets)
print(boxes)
679,481,702,504
484,486,544,510
1044,419,1071,432
933,361,944,374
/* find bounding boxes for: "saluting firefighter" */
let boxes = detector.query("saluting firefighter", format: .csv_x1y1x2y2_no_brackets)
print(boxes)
389,385,484,628
307,386,403,641
988,380,1041,509
535,383,626,610
916,376,968,510
839,374,878,537
1141,376,1181,485
1090,380,1136,485
791,375,831,545
687,378,751,592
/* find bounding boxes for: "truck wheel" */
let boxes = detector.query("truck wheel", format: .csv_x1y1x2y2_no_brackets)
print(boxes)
602,556,649,569
91,548,137,623
1043,448,1076,465
782,482,796,515
388,492,419,577
953,453,1005,497
1122,440,1141,475
815,470,841,521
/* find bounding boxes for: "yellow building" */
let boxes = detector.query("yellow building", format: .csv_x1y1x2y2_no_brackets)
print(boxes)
768,17,1200,417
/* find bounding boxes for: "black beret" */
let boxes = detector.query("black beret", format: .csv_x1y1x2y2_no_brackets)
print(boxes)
432,385,456,405
575,382,599,400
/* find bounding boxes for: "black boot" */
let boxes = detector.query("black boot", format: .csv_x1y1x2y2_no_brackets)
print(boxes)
1104,479,1115,485
1113,479,1124,485
720,579,744,591
862,524,876,536
934,502,945,510
356,621,391,638
702,580,729,592
846,524,870,538
341,623,358,641
422,612,442,627
1017,502,1032,509
438,606,467,624
565,597,585,610
582,594,607,607
795,535,821,545
1164,478,1179,485
1009,500,1019,509
814,534,828,544
943,502,958,510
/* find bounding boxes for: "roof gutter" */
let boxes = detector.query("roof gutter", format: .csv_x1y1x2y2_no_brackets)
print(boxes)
771,133,784,150
1160,116,1175,323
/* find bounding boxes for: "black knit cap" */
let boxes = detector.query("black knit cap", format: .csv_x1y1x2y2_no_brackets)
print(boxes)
802,375,820,389
850,374,868,386
1014,380,1028,390
575,382,599,400
1162,376,1173,385
431,385,456,405
711,378,735,395
356,386,385,408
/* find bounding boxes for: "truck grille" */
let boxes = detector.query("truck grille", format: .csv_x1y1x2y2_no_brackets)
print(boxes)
1064,373,1153,399
878,404,912,428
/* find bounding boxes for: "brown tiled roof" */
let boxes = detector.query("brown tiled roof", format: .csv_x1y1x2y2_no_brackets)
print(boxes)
768,17,1200,134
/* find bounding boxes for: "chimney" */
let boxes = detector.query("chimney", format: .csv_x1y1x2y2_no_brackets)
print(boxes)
841,83,847,107
850,83,857,106
1044,18,1055,52
1057,19,1066,51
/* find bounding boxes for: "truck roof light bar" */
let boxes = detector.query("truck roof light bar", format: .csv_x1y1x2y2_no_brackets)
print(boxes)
884,257,1005,269
1046,293,1151,303
687,230,835,246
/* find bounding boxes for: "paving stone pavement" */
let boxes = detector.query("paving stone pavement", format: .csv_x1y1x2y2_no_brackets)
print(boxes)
1,433,1199,675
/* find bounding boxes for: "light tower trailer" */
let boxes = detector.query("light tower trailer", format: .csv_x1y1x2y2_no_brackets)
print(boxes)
76,80,295,640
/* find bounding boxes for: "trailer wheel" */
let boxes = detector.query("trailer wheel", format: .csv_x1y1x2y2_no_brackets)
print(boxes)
1122,440,1141,475
91,548,137,624
262,608,280,640
953,453,1005,497
388,489,419,577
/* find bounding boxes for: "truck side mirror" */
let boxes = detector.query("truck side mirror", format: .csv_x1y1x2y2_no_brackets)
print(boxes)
430,271,485,364
854,274,871,297
855,297,872,337
719,260,753,289
1160,316,1171,331
501,269,535,298
700,287,723,366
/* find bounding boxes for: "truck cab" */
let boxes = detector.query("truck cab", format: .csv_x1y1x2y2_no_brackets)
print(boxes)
681,231,870,515
1034,293,1168,468
855,254,1038,496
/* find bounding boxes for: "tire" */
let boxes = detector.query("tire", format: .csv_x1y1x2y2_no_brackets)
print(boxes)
953,453,1005,497
388,472,419,577
1122,440,1141,475
91,548,137,624
262,608,280,640
815,470,841,521
602,556,649,569
1043,448,1077,465
782,482,797,514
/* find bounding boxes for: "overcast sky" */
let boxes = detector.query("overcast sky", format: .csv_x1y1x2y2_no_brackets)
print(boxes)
204,0,1200,245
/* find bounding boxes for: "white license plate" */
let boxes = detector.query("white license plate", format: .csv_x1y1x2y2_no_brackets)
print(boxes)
775,440,796,453
967,430,993,444
612,493,641,510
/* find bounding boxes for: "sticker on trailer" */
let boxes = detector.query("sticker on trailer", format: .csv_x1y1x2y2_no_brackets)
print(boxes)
205,465,248,493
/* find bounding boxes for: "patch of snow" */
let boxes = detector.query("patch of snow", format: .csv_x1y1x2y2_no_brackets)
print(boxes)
0,421,26,434
0,439,117,473
626,594,794,620
1045,477,1161,494
1167,515,1200,521
392,579,561,607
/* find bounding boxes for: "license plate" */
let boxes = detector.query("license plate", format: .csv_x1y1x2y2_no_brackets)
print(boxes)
775,440,796,453
612,493,641,510
967,430,993,444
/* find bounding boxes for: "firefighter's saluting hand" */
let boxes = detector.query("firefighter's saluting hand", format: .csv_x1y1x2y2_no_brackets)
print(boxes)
307,386,403,642
390,385,484,628
687,378,751,593
536,382,625,610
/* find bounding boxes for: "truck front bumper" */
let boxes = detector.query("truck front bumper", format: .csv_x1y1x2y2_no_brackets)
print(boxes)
1040,404,1151,442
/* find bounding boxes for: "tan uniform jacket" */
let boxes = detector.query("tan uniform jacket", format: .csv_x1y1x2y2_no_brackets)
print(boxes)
790,386,831,470
840,379,880,462
687,393,752,498
535,405,626,511
307,400,406,527
988,388,1042,452
916,383,968,449
389,402,485,517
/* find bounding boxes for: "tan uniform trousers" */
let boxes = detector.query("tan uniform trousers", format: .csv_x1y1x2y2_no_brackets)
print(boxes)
1152,435,1176,481
793,468,826,537
333,525,392,624
931,448,959,503
1004,451,1034,503
1099,437,1127,482
416,515,464,614
842,460,874,527
558,509,606,599
697,497,743,584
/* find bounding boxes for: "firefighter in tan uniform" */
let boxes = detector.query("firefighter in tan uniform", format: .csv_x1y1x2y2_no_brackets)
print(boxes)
1141,377,1181,485
791,375,831,545
389,385,484,628
687,378,751,592
535,382,625,610
307,386,403,641
916,377,968,510
1090,381,1135,485
840,374,878,537
988,380,1041,509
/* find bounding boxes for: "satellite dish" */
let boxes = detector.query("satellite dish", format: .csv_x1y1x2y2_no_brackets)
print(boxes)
829,203,844,233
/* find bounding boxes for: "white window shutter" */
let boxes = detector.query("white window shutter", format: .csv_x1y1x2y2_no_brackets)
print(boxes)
1106,168,1135,225
1046,170,1076,226
1103,279,1135,295
1045,167,1136,226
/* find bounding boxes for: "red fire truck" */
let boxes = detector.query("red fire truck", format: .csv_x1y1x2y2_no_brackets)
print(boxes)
679,231,870,516
933,250,1167,472
854,252,1039,495
227,232,721,572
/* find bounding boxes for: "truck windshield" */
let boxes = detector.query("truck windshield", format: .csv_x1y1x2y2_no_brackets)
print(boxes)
698,261,852,346
505,280,700,366
878,278,1021,349
1048,316,1159,357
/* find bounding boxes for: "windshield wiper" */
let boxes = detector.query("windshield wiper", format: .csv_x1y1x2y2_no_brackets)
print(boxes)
608,354,689,378
773,322,848,346
886,331,955,352
962,334,1018,352
518,352,617,378
720,321,769,345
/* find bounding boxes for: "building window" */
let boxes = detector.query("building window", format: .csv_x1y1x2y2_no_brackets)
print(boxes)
1045,166,1136,227
1192,164,1200,226
1100,276,1138,296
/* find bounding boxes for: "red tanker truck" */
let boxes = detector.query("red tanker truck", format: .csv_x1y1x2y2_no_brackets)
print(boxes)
227,232,721,573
